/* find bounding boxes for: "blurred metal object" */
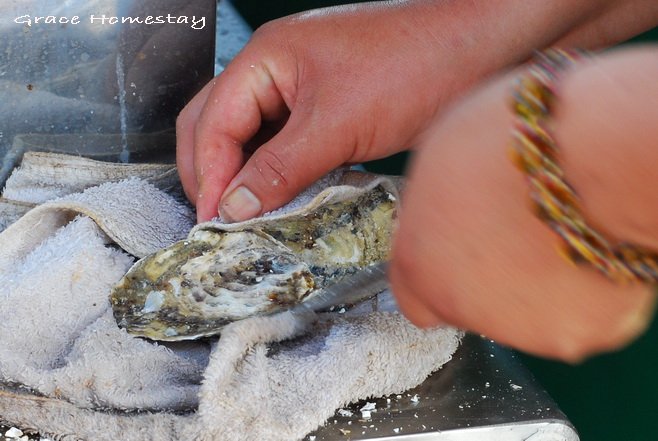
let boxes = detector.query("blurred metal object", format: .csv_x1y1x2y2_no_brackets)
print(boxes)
0,0,216,169
290,262,389,317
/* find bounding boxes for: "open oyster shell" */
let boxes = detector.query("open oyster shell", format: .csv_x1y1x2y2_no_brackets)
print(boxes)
110,171,401,341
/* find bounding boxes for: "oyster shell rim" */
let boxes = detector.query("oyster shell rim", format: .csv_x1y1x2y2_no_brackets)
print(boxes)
190,171,403,237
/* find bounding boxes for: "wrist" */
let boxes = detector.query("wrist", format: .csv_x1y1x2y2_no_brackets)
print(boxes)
555,0,658,48
398,0,625,113
554,47,658,250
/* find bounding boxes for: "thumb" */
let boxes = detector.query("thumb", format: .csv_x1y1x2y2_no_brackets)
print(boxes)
217,113,352,222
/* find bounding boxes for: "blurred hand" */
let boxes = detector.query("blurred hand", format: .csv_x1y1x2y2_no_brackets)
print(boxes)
390,47,658,362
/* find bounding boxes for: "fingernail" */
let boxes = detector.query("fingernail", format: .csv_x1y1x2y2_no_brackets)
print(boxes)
220,186,262,222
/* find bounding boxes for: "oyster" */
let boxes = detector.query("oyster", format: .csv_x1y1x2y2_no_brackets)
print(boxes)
110,172,400,341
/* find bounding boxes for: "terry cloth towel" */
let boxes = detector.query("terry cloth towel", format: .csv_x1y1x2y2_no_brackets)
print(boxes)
0,152,181,233
0,160,462,441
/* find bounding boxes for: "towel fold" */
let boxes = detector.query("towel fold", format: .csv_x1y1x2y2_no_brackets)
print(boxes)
0,156,461,441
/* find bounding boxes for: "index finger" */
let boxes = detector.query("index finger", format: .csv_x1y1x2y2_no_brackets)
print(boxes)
192,56,292,222
176,79,215,205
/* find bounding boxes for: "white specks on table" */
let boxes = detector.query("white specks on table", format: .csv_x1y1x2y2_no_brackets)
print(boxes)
337,409,353,418
4,427,22,438
359,402,376,419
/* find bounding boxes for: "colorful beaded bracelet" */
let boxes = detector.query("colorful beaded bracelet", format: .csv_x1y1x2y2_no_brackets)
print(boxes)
511,48,658,283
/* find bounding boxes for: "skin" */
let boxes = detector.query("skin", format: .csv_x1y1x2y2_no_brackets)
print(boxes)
391,47,658,362
177,0,658,222
177,0,658,360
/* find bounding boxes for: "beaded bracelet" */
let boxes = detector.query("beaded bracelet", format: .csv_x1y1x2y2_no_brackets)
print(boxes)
511,48,658,284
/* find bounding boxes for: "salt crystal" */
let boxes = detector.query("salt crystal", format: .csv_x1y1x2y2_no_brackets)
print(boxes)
510,383,523,391
309,436,316,441
393,427,401,434
5,427,23,438
338,409,353,417
360,402,376,412
359,402,376,419
410,394,420,403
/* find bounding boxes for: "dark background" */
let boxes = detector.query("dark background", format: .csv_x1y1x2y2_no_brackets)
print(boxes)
229,2,658,440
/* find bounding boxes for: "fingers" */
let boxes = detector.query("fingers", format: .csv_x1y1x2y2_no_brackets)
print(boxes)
176,80,214,205
178,46,353,223
388,258,445,329
181,53,292,222
218,112,351,222
177,6,445,223
388,65,657,362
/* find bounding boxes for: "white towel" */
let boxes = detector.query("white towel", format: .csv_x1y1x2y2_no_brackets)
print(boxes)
0,160,461,441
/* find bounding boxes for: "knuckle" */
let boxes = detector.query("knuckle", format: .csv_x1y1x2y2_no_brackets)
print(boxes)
391,233,462,326
543,336,593,364
252,18,285,41
390,236,420,288
251,148,291,190
543,294,653,362
175,110,188,132
253,20,275,37
541,325,617,363
176,105,196,135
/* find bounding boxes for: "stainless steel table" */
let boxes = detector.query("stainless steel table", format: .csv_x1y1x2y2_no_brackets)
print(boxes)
309,334,579,441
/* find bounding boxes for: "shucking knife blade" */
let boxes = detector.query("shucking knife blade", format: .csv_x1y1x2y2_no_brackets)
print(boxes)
289,261,389,316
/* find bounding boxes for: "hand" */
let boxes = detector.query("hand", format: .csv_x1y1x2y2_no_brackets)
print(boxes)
390,47,658,362
177,2,454,222
176,0,656,223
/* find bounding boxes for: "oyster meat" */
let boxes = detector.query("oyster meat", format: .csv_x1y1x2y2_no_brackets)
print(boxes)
110,172,400,340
